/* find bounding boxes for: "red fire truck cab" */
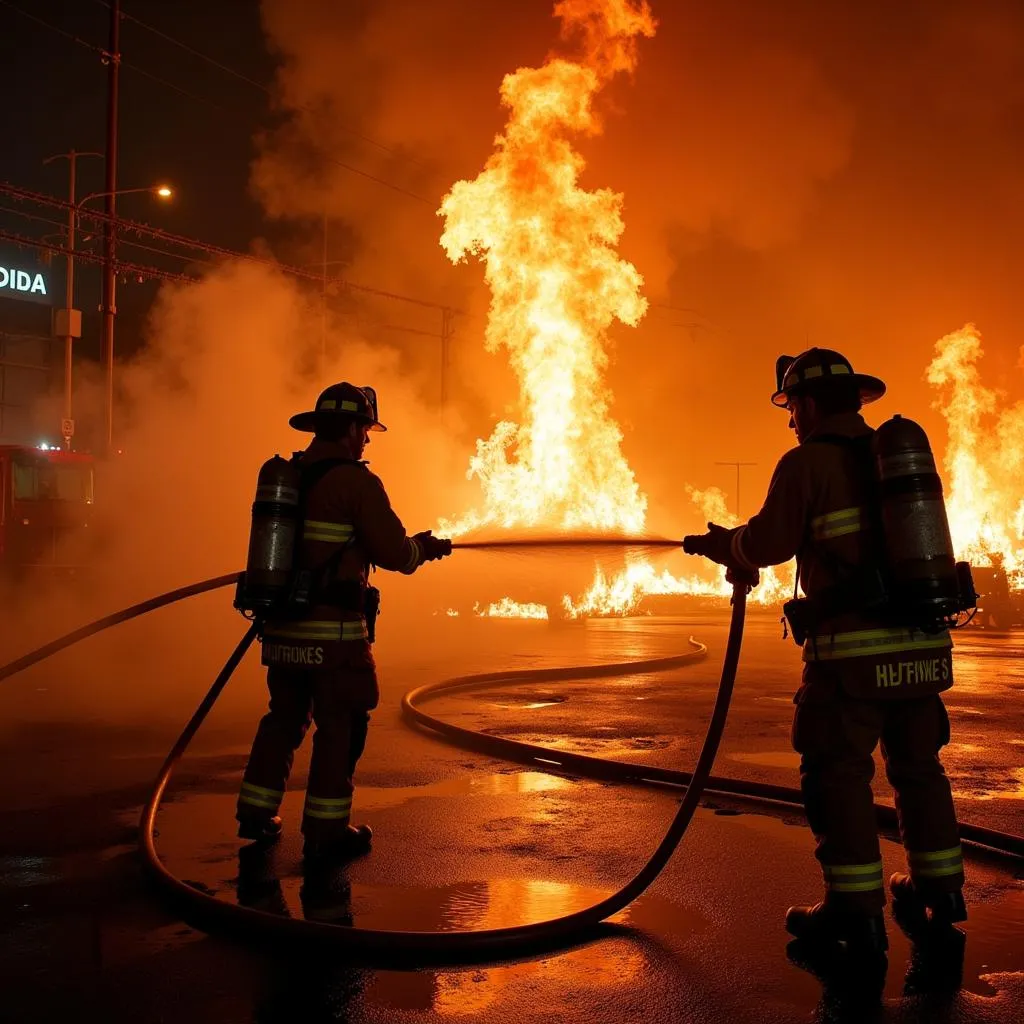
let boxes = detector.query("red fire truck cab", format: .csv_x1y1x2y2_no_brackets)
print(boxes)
0,444,95,576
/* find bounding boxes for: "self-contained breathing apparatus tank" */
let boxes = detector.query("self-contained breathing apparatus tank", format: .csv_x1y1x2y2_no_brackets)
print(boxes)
872,414,976,631
234,455,301,616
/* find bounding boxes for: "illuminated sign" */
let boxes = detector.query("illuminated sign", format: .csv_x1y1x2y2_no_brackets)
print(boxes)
0,267,47,297
0,252,53,305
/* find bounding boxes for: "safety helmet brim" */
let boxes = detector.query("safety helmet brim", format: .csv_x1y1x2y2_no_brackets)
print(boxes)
288,410,387,433
771,373,886,408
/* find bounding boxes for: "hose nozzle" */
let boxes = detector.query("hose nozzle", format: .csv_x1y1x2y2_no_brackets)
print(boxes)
682,535,707,556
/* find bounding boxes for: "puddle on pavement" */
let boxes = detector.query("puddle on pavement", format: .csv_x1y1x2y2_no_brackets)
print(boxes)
728,750,802,770
477,691,569,711
489,700,564,710
191,846,707,938
952,766,1024,801
354,770,573,811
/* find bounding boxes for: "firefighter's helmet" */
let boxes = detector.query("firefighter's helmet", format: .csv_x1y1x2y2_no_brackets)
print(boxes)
771,348,886,408
289,382,387,433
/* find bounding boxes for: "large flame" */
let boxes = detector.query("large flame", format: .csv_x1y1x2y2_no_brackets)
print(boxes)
438,0,654,539
927,324,1024,587
437,0,792,617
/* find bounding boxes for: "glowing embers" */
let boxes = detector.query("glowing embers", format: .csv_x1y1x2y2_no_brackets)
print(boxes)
474,598,549,620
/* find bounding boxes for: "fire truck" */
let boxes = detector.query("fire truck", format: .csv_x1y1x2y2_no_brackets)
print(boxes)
0,444,95,577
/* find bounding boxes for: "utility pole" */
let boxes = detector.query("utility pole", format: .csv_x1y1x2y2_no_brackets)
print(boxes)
101,0,121,454
42,151,102,449
715,461,757,520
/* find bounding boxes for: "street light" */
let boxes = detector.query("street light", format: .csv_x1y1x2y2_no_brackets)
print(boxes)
41,155,174,450
78,184,173,208
77,183,173,454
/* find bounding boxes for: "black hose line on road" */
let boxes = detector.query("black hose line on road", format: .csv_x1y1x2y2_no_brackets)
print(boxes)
2,568,1022,965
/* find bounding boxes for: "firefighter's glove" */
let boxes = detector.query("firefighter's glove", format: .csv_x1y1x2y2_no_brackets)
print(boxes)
681,522,735,566
726,565,760,591
413,530,453,563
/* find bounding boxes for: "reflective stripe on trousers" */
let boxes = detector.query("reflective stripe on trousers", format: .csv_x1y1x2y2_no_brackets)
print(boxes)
239,780,284,814
822,859,884,894
908,844,963,879
303,794,353,821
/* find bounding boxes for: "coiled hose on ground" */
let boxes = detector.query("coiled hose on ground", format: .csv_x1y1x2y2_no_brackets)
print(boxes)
1,569,1021,966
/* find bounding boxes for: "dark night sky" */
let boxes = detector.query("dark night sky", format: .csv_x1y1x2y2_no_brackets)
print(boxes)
0,0,275,357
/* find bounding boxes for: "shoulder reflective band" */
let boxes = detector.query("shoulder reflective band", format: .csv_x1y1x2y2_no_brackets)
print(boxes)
810,506,868,540
804,627,952,661
822,860,884,893
264,619,368,641
908,845,963,879
303,520,354,543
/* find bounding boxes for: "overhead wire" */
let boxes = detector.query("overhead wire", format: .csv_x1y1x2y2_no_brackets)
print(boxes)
0,181,458,312
87,0,432,203
0,0,105,56
0,0,430,204
91,0,422,168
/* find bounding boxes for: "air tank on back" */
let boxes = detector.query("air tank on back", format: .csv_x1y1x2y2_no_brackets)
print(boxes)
235,455,300,615
872,415,965,628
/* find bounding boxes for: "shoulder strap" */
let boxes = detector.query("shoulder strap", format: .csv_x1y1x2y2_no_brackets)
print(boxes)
293,456,361,492
805,433,873,449
292,456,363,600
796,432,880,599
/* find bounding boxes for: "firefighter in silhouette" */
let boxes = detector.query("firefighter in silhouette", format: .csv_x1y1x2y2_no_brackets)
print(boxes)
236,383,451,862
685,350,966,961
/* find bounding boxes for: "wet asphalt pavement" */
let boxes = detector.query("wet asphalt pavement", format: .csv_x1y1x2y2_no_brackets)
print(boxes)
1,604,1022,1023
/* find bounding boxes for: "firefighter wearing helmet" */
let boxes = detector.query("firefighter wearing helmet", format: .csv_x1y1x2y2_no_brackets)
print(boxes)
686,349,966,965
235,382,451,863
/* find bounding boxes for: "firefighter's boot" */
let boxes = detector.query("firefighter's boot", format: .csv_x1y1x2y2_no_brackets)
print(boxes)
302,824,372,864
237,814,283,844
786,902,889,957
889,873,967,939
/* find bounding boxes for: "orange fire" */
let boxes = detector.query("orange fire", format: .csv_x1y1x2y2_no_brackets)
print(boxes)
475,598,550,620
438,0,653,544
437,0,793,617
927,324,1024,588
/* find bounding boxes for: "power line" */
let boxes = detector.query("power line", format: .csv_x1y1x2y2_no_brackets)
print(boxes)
0,227,197,285
0,0,105,55
93,0,418,167
0,181,459,312
0,0,429,204
86,0,431,202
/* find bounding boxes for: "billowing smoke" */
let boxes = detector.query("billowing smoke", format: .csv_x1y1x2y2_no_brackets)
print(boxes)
252,0,1024,528
3,262,478,724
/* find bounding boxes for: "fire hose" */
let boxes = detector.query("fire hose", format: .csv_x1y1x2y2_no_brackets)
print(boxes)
1,549,1022,966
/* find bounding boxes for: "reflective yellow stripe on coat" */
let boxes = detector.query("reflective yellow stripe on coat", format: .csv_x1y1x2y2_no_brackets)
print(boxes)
302,519,354,543
264,620,368,642
810,505,868,541
804,627,952,662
